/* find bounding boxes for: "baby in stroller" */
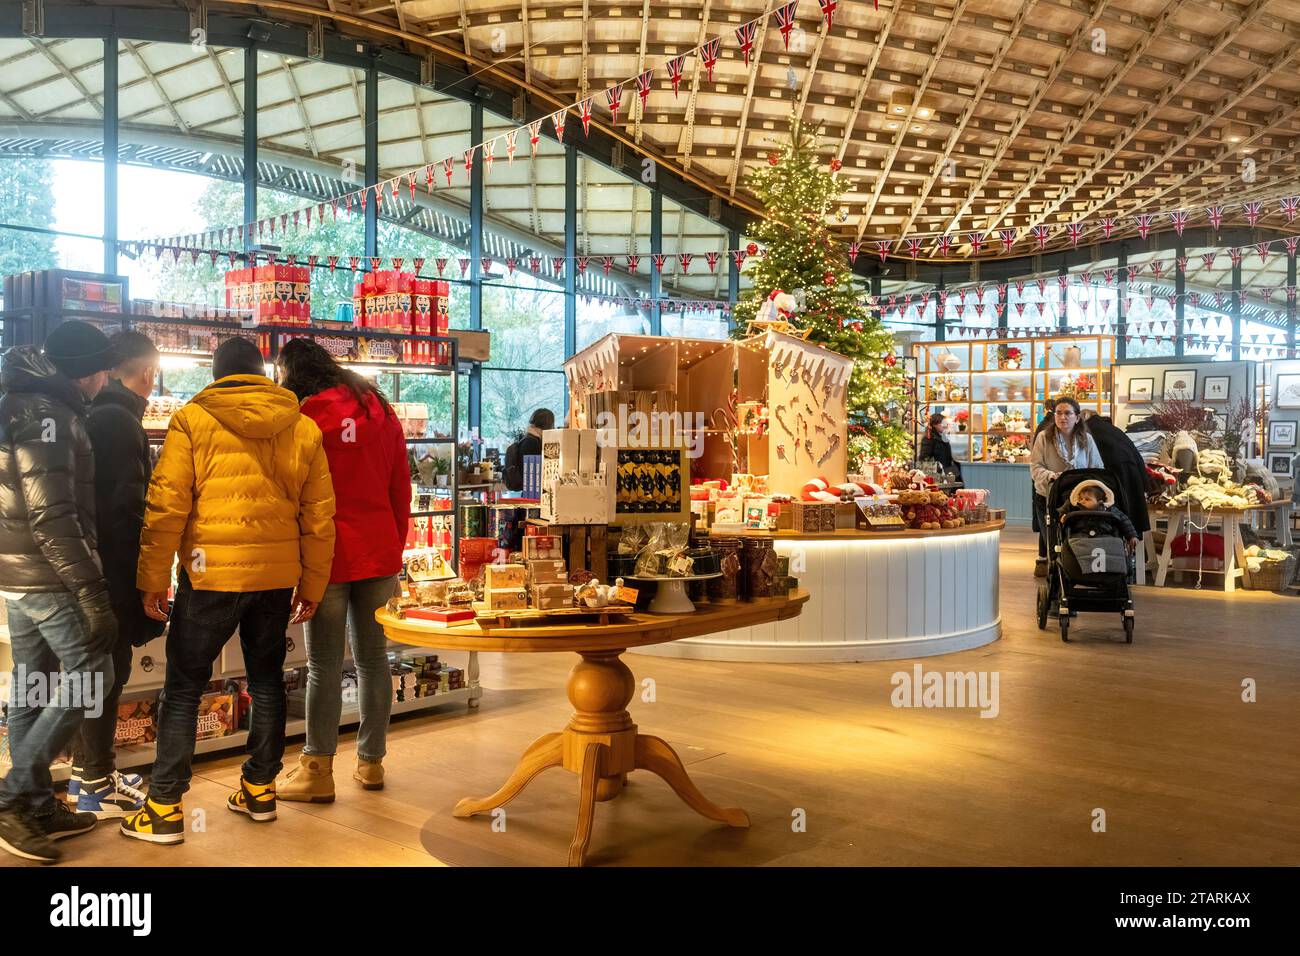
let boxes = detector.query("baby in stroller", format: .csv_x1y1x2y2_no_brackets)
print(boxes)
1066,478,1139,554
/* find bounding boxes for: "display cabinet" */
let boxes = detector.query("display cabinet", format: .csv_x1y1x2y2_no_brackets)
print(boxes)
910,334,1115,463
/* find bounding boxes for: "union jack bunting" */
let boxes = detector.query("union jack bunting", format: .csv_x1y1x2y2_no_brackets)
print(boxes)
553,257,565,276
602,256,614,276
605,84,625,125
1170,210,1189,235
700,39,721,83
368,257,382,272
967,232,986,254
1032,225,1051,249
1149,259,1164,279
1215,291,1226,308
938,234,954,256
875,239,893,262
1103,269,1115,284
481,258,493,275
1281,195,1299,223
482,139,495,175
626,255,640,274
1014,302,1026,319
505,258,516,275
1067,222,1085,247
1080,272,1092,286
705,251,720,272
732,249,748,269
1242,200,1262,226
458,258,470,277
1287,236,1299,257
505,130,518,163
1289,284,1298,303
635,70,654,114
999,228,1017,253
391,258,403,271
370,188,381,212
442,157,455,185
1206,205,1224,231
551,110,567,141
1100,217,1117,239
667,56,685,98
328,255,339,271
1201,252,1217,270
529,256,542,274
390,180,400,203
1237,290,1248,306
433,258,446,275
1057,275,1068,292
735,20,759,68
1134,214,1153,239
1014,281,1026,296
652,254,667,273
817,0,838,29
1036,278,1048,296
1177,256,1188,274
1260,286,1275,302
1228,247,1243,266
1257,241,1271,264
678,254,693,273
1188,292,1198,308
464,146,476,174
425,165,435,192
906,238,924,259
847,242,860,265
973,303,985,319
579,98,594,135
774,2,799,49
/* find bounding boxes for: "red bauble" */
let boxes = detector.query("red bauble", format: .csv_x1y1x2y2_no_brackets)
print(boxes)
768,151,779,166
830,158,842,172
823,271,835,286
885,353,897,367
747,241,759,256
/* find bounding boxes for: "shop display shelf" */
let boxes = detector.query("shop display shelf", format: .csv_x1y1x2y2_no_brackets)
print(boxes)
406,436,455,444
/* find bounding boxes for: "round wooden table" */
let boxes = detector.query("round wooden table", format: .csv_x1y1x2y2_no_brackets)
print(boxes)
377,591,809,866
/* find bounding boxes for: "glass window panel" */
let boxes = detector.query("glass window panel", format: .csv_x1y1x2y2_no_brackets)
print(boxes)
480,369,566,453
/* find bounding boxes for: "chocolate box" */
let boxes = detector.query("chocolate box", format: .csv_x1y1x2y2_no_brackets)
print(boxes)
791,501,837,533
483,563,527,589
114,698,159,748
485,588,528,611
527,558,568,583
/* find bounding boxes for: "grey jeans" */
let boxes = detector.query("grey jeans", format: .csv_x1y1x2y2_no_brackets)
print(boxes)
303,575,397,761
1,592,113,815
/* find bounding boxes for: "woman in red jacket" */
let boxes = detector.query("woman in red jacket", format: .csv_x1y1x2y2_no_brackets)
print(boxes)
273,339,410,802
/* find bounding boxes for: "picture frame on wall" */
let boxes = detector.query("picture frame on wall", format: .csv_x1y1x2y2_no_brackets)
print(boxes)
1269,421,1298,448
1162,369,1197,401
1202,376,1231,402
1127,377,1155,403
1275,374,1300,409
1267,452,1294,478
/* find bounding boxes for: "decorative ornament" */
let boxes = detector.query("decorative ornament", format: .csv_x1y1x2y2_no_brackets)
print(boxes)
829,158,842,172
768,151,780,166
747,241,758,256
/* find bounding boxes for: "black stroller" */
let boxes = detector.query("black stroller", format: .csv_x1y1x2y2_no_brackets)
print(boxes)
1035,468,1136,643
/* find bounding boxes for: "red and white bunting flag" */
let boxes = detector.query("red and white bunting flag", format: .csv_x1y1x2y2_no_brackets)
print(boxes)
579,97,594,135
481,258,493,275
482,139,495,175
527,120,542,155
875,239,892,262
551,110,567,141
1080,272,1091,287
774,2,799,49
1170,210,1188,235
1256,241,1271,264
602,256,614,276
1134,214,1153,239
1188,292,1199,309
1014,302,1026,318
464,146,476,175
413,258,424,273
458,258,470,277
999,228,1017,253
817,0,838,29
1177,256,1188,274
1032,225,1051,249
506,258,517,275
350,256,361,272
505,130,518,163
1057,275,1068,292
1287,236,1299,257
1206,205,1224,231
1201,251,1217,270
577,256,589,273
735,19,759,67
435,258,447,276
938,234,953,257
635,70,654,114
366,257,380,272
678,253,693,273
1100,217,1117,239
906,237,923,259
848,241,860,264
442,157,455,186
391,257,404,271
372,187,383,211
732,249,748,270
626,255,640,274
667,55,685,98
529,256,542,274
605,84,624,125
1036,278,1048,296
1261,286,1275,302
967,232,986,255
1242,200,1262,226
706,251,720,272
1103,268,1115,284
1215,291,1226,307
700,39,721,83
1067,222,1085,247
651,253,666,273
1281,196,1299,223
1288,285,1298,303
1229,247,1243,266
1150,260,1164,280
552,257,565,276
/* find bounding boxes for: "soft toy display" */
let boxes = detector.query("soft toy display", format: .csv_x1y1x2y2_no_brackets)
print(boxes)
801,477,870,501
755,289,799,327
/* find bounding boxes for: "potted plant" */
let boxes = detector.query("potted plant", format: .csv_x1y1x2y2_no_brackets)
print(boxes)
996,345,1023,370
434,452,451,488
954,409,969,432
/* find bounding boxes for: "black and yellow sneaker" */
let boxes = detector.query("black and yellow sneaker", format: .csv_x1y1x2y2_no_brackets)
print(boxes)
227,778,277,822
119,798,185,845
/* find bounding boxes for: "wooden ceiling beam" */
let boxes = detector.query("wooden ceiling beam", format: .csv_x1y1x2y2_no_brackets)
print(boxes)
633,0,650,145
726,12,772,196
834,13,895,165
678,0,713,173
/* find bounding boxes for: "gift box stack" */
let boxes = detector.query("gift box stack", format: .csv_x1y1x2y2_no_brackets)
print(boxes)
354,271,451,365
224,264,312,326
487,504,541,554
483,563,528,611
457,536,501,584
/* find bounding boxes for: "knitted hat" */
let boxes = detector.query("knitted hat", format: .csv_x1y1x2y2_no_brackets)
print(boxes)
1069,479,1115,508
43,320,119,379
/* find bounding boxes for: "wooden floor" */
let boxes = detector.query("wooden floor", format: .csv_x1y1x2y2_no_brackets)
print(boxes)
9,527,1299,867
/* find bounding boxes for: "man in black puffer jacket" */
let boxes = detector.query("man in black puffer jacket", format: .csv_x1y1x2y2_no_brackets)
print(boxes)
66,331,163,821
0,321,120,863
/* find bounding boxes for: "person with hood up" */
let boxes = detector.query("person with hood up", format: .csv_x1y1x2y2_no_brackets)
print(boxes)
121,336,335,846
272,338,410,802
0,320,120,863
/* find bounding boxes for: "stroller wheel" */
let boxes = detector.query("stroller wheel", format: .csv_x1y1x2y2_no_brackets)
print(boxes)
1124,617,1134,644
1060,617,1069,643
1036,580,1049,630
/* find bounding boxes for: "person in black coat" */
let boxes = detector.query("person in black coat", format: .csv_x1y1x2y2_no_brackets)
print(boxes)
70,331,164,811
1082,411,1152,537
503,407,555,492
917,412,962,481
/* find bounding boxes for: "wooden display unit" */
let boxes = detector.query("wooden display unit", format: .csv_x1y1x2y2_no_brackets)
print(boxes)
910,334,1115,463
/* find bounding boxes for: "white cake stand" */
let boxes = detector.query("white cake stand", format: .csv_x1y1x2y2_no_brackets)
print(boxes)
627,573,723,614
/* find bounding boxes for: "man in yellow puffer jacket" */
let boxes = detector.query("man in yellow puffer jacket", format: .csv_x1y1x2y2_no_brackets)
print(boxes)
121,337,335,846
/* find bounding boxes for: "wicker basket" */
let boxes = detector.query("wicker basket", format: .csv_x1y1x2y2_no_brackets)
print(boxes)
1245,554,1296,591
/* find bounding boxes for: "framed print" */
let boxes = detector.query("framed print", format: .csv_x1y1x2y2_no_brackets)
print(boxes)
1275,374,1300,409
1127,377,1155,403
1202,376,1231,402
1270,421,1298,448
1162,369,1197,401
1267,452,1294,478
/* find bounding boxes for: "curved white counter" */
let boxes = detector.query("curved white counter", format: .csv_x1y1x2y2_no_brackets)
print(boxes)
630,522,1002,663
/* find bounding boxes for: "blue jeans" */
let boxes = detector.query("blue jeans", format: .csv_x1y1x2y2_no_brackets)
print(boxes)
303,575,396,761
149,573,293,804
1,592,114,816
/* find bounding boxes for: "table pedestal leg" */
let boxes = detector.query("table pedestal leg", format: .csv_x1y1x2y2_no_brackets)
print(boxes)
453,648,747,866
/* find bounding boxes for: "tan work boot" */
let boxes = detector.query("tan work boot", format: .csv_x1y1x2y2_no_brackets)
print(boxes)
354,758,384,791
277,754,335,804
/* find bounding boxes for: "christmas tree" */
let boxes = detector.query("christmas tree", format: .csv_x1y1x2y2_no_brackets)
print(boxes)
732,115,910,462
